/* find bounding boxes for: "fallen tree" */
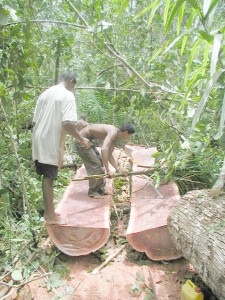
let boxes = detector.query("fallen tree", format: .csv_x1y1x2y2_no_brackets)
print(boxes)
167,189,225,300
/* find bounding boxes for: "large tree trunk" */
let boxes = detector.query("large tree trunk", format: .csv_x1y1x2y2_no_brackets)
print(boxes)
167,189,225,300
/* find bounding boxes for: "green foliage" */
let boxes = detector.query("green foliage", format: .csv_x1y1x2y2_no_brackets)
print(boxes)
152,133,222,194
114,178,124,189
129,271,153,299
0,0,224,296
0,213,73,298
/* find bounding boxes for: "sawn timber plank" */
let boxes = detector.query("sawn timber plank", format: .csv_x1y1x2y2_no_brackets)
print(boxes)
125,145,182,261
46,149,121,256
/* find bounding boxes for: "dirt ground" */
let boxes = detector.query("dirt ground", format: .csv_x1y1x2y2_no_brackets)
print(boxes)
6,199,218,300
11,243,195,300
6,150,218,300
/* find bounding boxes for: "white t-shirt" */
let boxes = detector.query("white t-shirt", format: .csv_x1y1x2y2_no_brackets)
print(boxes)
32,84,77,167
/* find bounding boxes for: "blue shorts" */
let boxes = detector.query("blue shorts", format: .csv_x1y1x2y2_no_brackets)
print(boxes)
35,160,58,179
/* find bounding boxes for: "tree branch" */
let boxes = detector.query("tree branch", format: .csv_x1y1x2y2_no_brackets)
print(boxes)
0,20,86,29
97,64,123,76
0,273,51,288
61,1,179,95
104,43,178,94
76,86,156,94
65,0,91,28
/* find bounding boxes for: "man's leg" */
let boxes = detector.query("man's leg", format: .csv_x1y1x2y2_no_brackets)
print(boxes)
42,176,68,225
75,143,105,196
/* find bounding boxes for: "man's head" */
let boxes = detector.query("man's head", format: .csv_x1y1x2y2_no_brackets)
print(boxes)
119,123,135,139
60,72,77,91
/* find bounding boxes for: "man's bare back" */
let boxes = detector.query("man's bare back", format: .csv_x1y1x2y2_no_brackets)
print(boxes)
79,124,119,142
75,122,135,183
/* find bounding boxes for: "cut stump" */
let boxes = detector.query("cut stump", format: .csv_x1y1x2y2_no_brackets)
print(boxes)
125,145,182,261
46,150,121,256
168,189,225,300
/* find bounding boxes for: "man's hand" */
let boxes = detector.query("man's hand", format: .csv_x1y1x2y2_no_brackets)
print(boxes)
80,137,92,149
107,170,116,178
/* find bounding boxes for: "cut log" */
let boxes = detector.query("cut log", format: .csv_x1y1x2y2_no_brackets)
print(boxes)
167,189,225,300
125,145,182,261
46,149,121,256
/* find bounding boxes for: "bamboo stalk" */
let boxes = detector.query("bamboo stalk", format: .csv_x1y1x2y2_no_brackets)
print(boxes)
72,169,155,182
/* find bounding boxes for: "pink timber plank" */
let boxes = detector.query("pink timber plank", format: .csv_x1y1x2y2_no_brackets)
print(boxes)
125,145,182,261
46,149,121,256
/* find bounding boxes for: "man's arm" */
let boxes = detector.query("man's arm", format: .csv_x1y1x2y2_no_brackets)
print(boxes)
108,149,118,172
101,132,118,177
62,121,91,148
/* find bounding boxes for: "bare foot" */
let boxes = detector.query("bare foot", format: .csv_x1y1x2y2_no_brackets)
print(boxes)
45,216,69,226
104,190,113,196
89,192,104,199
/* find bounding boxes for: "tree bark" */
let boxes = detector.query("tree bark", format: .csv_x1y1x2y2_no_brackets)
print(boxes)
167,189,225,300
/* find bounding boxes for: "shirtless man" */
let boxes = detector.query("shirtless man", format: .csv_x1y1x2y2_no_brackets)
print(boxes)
74,123,135,197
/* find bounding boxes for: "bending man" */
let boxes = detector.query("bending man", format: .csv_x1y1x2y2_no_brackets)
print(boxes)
74,123,135,197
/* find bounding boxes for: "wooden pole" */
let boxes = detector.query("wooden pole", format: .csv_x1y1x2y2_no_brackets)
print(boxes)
72,169,156,182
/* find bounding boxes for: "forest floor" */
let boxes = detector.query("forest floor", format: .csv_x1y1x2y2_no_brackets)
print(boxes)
9,218,198,300
8,200,217,300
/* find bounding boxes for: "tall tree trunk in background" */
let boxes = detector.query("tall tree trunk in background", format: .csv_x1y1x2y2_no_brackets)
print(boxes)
55,38,61,84
167,189,225,300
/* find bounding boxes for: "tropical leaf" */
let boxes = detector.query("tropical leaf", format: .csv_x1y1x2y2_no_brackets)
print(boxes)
163,0,171,25
210,33,223,77
180,11,196,54
191,69,225,130
198,30,213,43
147,0,162,27
188,0,204,21
204,0,219,19
133,1,158,20
205,0,219,28
163,30,190,55
184,39,203,85
165,0,186,35
180,34,189,55
148,39,171,64
202,41,211,75
203,0,211,16
177,1,186,34
116,0,130,16
183,66,205,102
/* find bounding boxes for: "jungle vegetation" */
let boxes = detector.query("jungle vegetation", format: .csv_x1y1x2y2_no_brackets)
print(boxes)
0,0,224,298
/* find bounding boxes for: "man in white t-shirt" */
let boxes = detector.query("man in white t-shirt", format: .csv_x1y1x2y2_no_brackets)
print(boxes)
32,72,91,225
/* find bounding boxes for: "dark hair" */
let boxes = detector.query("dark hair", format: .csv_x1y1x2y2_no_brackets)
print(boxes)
80,114,88,120
60,72,77,84
119,123,135,134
